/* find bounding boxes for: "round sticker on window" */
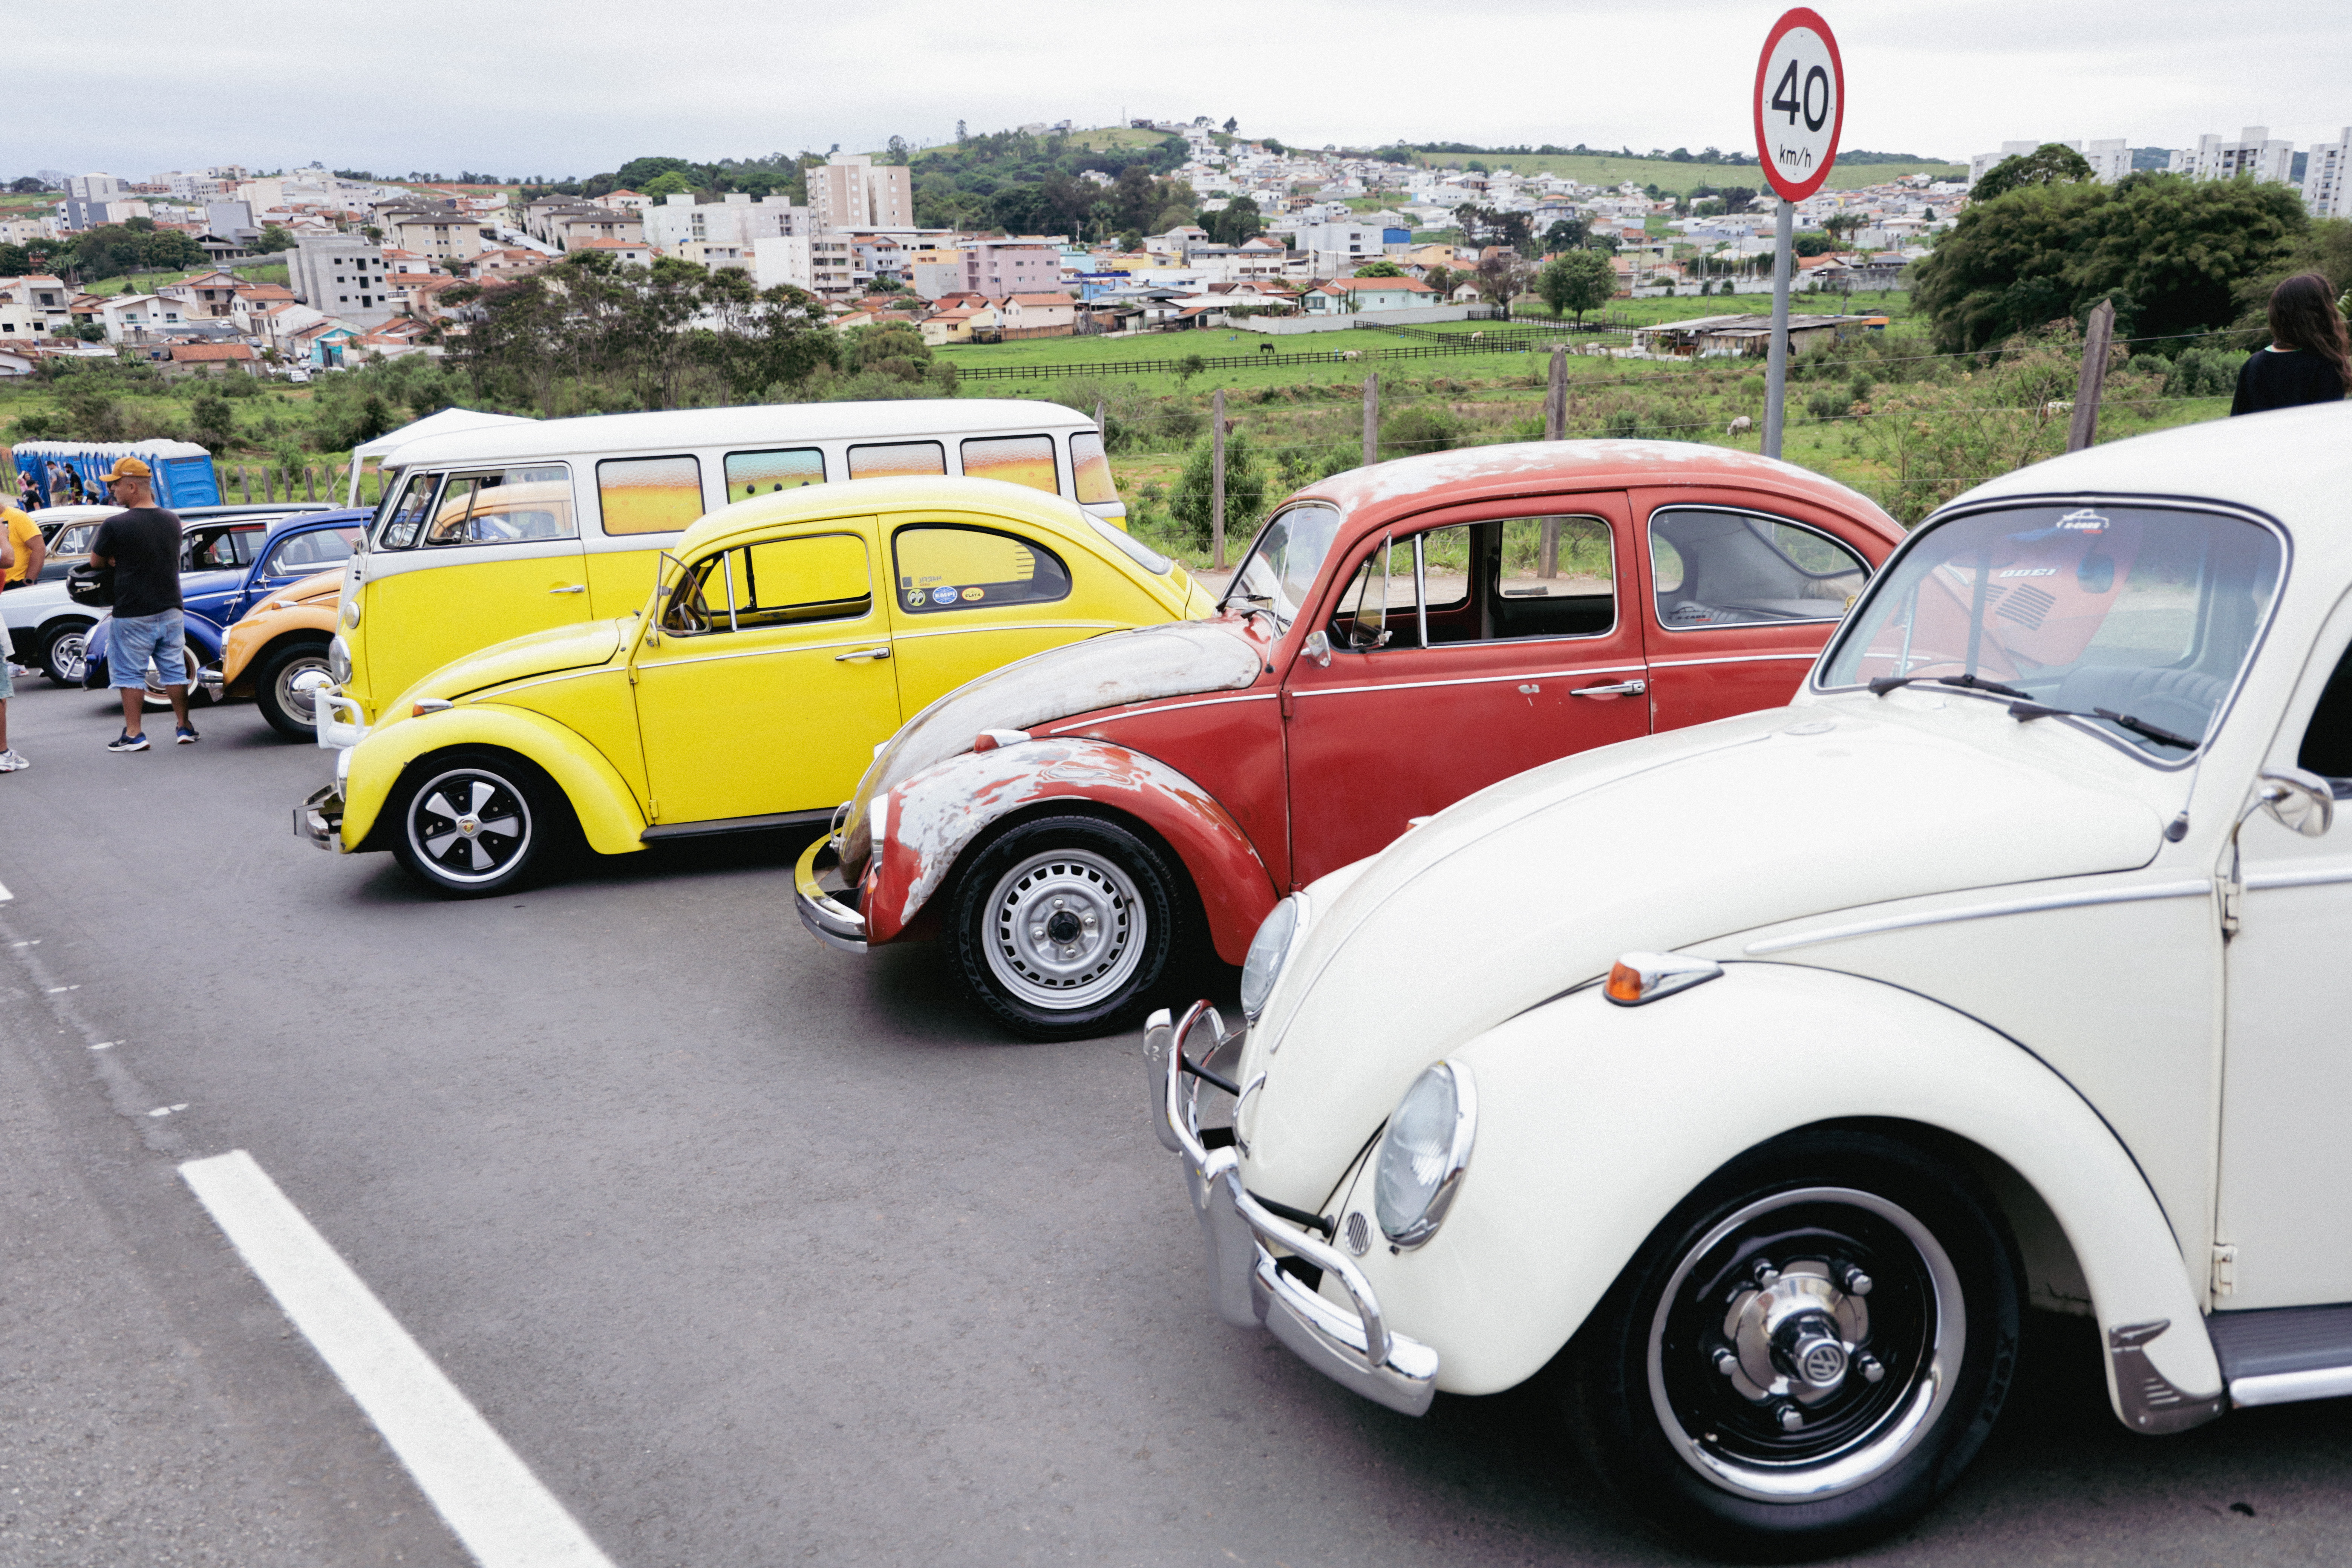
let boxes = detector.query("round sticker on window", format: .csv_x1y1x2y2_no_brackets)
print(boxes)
931,586,959,605
961,586,985,602
906,590,926,608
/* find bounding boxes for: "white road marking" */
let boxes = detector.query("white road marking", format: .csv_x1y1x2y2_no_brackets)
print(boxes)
89,1040,119,1051
0,880,12,902
179,1151,614,1568
45,984,77,993
148,1104,188,1117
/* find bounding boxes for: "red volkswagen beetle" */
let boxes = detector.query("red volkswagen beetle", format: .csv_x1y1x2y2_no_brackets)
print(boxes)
796,441,1903,1036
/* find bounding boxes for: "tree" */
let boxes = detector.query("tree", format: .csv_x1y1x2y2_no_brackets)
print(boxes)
1912,172,2309,352
885,135,911,165
1170,427,1265,545
188,390,236,453
1793,231,1836,256
1423,264,1458,299
1542,216,1590,253
641,170,694,197
1536,249,1616,324
256,224,295,254
1475,250,1527,303
1200,195,1262,247
1352,258,1405,277
1223,118,1238,135
1972,143,2095,203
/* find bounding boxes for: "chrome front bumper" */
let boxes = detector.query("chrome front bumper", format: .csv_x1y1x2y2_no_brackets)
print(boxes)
1146,1003,1438,1416
794,833,867,953
294,784,343,850
197,661,225,703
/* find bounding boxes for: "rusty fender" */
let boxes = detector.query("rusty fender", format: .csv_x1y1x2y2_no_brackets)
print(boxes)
867,738,1278,963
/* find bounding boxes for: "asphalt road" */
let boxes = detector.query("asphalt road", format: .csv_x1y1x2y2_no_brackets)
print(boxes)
3,676,2349,1568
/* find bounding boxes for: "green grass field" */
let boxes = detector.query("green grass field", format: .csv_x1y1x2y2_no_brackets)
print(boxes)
1407,151,1961,194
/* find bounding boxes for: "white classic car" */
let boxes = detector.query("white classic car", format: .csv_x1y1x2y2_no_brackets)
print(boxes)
1148,401,2352,1556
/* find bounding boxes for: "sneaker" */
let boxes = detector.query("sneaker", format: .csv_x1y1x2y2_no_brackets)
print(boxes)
5,663,30,680
175,724,199,745
0,749,26,772
107,731,150,753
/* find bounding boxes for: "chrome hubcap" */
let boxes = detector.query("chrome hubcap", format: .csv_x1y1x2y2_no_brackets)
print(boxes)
54,632,87,680
981,848,1146,1011
408,772,530,883
276,656,328,723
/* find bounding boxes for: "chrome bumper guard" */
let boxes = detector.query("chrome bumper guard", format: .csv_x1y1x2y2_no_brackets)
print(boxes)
1146,1002,1438,1416
314,686,368,750
294,784,343,850
794,832,867,953
197,662,225,703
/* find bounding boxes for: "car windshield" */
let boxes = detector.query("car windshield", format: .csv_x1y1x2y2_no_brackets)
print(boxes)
1820,503,2282,759
1223,502,1343,626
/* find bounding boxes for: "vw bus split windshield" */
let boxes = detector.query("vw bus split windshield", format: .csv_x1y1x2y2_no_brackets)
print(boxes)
1820,504,2282,758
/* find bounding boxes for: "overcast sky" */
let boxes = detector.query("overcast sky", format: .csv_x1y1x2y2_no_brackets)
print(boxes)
37,0,2352,180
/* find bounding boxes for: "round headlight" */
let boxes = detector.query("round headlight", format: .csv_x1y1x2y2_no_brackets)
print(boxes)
327,634,351,685
1239,894,1305,1020
341,599,361,629
1374,1061,1477,1248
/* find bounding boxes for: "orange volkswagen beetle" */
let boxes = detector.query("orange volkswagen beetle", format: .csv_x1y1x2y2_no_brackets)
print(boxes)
214,567,344,739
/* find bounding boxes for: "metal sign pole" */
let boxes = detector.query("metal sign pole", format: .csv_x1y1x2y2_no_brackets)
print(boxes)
1762,199,1795,459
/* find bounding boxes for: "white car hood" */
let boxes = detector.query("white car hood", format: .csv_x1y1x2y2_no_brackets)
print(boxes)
1240,700,2169,1202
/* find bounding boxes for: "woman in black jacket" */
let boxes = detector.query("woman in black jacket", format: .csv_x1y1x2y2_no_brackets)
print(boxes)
2232,273,2349,415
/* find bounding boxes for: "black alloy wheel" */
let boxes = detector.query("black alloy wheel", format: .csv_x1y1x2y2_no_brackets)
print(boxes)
389,748,571,898
1562,1128,2020,1560
949,813,1191,1040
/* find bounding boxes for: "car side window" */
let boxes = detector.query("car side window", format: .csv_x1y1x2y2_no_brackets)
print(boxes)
849,441,946,480
376,471,441,550
1329,518,1615,651
662,533,873,636
263,527,360,577
960,435,1059,495
185,527,260,571
423,467,574,547
597,455,701,536
1650,508,1867,630
724,448,825,501
2297,639,2352,795
893,525,1070,614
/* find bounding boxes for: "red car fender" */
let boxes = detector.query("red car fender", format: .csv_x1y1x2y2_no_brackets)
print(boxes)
865,738,1278,963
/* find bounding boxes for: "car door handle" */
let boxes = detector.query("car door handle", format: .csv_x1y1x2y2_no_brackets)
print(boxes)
548,585,585,595
835,646,891,662
1572,680,1646,697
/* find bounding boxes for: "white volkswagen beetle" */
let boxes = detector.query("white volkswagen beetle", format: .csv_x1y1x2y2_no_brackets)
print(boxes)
1147,402,2352,1556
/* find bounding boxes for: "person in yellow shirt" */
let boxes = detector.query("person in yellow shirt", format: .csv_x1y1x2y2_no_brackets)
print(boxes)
2,501,41,682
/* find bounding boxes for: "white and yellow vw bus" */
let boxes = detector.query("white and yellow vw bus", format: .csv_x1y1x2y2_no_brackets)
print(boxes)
317,400,1124,746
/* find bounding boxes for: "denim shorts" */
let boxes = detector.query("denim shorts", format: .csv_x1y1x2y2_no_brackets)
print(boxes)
110,610,187,689
0,654,12,700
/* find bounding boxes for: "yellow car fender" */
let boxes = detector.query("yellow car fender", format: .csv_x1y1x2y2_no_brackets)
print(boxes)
341,703,649,856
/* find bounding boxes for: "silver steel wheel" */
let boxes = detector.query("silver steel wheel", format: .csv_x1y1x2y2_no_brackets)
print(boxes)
49,628,88,683
1645,1186,1964,1504
405,767,534,885
980,847,1147,1011
271,652,331,726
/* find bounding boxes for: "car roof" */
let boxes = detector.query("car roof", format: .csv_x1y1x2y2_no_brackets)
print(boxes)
676,474,1106,558
1957,402,2351,557
1294,439,1905,544
380,399,1098,469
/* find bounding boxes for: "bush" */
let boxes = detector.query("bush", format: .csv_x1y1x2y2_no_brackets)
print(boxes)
1168,427,1267,546
1381,404,1462,455
2165,345,2236,398
1805,388,1848,422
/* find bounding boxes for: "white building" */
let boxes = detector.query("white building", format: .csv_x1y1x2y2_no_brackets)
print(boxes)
644,192,810,257
65,173,123,202
292,235,397,329
2303,128,2352,219
2189,127,2296,185
808,155,912,234
752,234,813,292
1969,139,2132,186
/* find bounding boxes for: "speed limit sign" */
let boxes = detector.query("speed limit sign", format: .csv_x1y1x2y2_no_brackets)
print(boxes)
1753,8,1843,202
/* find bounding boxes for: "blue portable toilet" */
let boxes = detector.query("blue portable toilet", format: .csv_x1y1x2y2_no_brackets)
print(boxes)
11,439,223,509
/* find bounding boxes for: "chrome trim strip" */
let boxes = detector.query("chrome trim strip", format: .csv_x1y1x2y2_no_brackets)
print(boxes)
2229,1366,2352,1408
2245,867,2352,891
1293,662,1648,699
1648,652,1822,668
1743,879,2212,956
1041,690,1278,735
638,631,887,670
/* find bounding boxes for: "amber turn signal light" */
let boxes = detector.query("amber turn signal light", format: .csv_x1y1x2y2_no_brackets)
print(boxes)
1603,951,1726,1007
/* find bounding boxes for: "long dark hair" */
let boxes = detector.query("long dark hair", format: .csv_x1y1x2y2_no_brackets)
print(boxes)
2269,272,2352,391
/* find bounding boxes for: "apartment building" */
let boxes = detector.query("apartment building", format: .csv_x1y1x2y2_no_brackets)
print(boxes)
959,240,1058,297
0,276,73,339
809,154,913,233
384,209,485,263
1969,138,2131,186
2304,128,2352,218
292,235,398,329
2188,127,2296,184
643,192,808,256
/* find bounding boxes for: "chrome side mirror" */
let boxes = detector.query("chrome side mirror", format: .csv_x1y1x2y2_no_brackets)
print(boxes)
1302,629,1331,667
2257,767,2334,838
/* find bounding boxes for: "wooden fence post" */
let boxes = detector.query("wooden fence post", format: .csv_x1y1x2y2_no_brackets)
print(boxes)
1540,346,1570,576
1361,373,1378,467
239,467,251,502
1093,398,1105,435
2067,299,2116,454
1210,388,1228,570
305,467,317,501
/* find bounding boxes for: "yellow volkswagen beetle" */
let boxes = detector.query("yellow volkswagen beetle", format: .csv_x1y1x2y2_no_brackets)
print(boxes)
296,475,1213,896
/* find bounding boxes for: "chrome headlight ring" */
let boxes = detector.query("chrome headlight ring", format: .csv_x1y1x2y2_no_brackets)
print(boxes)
1374,1060,1477,1249
1239,890,1312,1023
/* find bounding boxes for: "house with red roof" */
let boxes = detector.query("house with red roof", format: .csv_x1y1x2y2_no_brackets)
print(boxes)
1300,275,1436,314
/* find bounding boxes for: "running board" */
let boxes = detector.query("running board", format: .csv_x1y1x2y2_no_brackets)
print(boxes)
640,810,834,842
2211,1303,2352,1408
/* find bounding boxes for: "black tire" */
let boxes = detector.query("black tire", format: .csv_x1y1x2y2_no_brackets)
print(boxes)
253,637,333,741
948,813,1189,1040
387,747,576,899
40,620,93,686
1562,1127,2020,1560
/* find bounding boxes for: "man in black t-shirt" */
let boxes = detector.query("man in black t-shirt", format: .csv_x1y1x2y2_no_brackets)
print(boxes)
89,456,196,751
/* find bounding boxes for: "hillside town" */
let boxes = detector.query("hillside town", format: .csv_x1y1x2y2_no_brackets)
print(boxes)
5,116,2348,379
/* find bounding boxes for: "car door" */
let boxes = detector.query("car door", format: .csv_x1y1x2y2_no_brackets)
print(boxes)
880,512,1116,717
1636,493,1874,730
364,465,590,700
1283,498,1649,886
2216,608,2352,1310
633,521,900,827
239,523,359,620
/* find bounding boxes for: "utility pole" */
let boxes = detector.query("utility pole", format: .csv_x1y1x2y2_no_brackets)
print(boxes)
1361,373,1378,467
1211,387,1227,569
1762,198,1793,460
2067,299,2116,453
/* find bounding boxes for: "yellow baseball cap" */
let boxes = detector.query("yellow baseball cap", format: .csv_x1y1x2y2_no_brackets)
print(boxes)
102,455,152,482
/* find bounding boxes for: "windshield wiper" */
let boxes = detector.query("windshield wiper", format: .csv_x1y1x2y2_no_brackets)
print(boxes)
1869,672,2035,701
2006,700,2200,751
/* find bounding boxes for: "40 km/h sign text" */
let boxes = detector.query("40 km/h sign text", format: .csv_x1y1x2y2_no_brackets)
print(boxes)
1753,8,1843,202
